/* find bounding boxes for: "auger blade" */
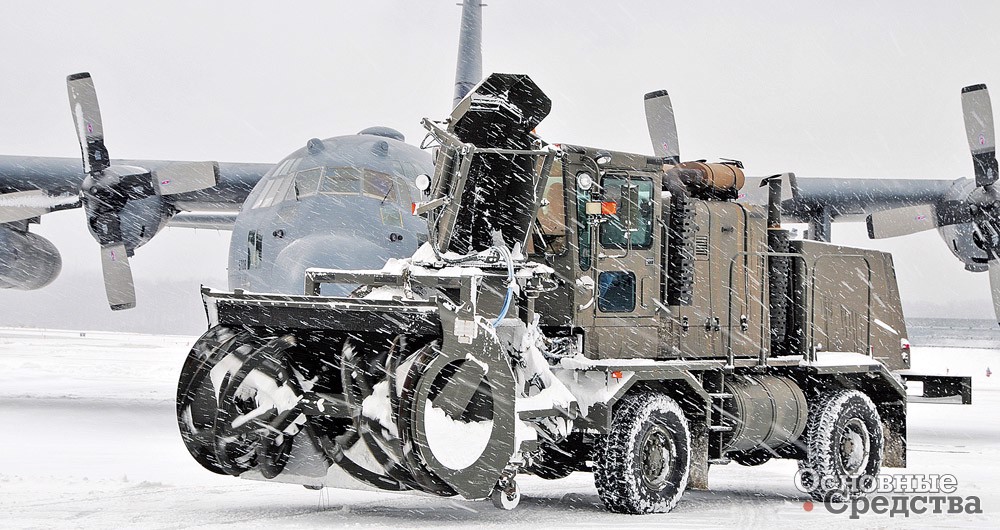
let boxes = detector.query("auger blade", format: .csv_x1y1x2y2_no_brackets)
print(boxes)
644,90,681,164
67,72,110,175
961,84,998,188
100,241,136,311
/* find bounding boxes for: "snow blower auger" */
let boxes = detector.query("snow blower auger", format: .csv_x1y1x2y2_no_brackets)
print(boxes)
179,73,914,514
178,74,575,509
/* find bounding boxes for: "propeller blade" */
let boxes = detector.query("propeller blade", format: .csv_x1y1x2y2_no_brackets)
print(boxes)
0,190,78,223
866,204,940,239
152,161,220,195
644,90,681,164
961,84,998,188
67,72,110,175
990,260,1000,326
100,242,136,311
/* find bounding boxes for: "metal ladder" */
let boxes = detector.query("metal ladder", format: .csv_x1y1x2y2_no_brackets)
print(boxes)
706,371,734,465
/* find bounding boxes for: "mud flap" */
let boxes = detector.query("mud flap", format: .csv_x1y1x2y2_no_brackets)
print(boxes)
687,420,710,490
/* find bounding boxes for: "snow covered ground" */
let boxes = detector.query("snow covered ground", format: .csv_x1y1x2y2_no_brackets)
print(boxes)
1,327,998,528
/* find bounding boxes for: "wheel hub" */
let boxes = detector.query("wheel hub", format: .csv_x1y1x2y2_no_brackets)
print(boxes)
640,425,674,490
839,418,871,475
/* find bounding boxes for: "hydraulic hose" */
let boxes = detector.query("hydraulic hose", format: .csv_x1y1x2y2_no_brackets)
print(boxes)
492,244,515,327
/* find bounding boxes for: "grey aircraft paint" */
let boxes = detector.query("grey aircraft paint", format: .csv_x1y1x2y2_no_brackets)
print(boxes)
227,130,431,296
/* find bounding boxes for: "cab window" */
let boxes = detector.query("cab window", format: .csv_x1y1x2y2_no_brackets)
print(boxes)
529,158,567,256
598,271,636,312
576,175,592,271
599,175,653,249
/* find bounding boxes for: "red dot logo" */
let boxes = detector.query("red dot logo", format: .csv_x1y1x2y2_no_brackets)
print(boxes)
803,500,814,512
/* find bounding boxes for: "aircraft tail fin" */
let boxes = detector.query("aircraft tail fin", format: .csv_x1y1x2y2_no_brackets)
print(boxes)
453,0,483,108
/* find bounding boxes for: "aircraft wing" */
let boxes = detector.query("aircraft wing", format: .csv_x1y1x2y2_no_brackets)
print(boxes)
0,154,268,305
781,176,959,222
0,154,271,214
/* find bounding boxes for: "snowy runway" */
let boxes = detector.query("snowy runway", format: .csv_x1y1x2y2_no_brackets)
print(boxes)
1,328,998,528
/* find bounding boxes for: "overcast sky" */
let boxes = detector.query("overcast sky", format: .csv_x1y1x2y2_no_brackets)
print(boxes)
1,0,997,332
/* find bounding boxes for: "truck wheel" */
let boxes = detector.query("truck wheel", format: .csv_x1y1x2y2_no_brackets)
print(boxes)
594,392,690,514
800,390,884,502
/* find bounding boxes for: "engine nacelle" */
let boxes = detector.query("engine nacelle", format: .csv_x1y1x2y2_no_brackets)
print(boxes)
117,194,171,252
80,165,172,252
0,228,62,290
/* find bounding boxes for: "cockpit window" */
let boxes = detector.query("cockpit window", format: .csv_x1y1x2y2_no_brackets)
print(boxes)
249,158,303,209
321,167,362,195
294,167,323,198
255,175,295,209
273,158,300,177
395,175,412,207
363,170,396,203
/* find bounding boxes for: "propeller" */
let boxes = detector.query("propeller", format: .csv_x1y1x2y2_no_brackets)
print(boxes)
644,90,681,164
67,72,220,310
867,84,1000,324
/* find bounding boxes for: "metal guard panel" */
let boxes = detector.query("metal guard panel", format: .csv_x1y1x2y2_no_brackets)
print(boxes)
202,289,440,334
799,361,908,400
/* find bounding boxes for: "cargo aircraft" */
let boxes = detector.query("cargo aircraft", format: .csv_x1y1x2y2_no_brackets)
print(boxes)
0,1,997,323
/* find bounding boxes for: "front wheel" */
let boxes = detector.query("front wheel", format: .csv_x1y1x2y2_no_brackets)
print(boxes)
594,392,691,514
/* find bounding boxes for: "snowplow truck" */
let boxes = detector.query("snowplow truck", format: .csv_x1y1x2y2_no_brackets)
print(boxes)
178,73,917,513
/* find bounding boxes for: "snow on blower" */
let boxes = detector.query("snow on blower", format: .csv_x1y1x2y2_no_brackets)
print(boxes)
175,73,968,514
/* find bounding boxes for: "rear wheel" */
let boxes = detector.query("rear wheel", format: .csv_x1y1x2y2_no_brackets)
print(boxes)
594,392,691,514
799,390,884,502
